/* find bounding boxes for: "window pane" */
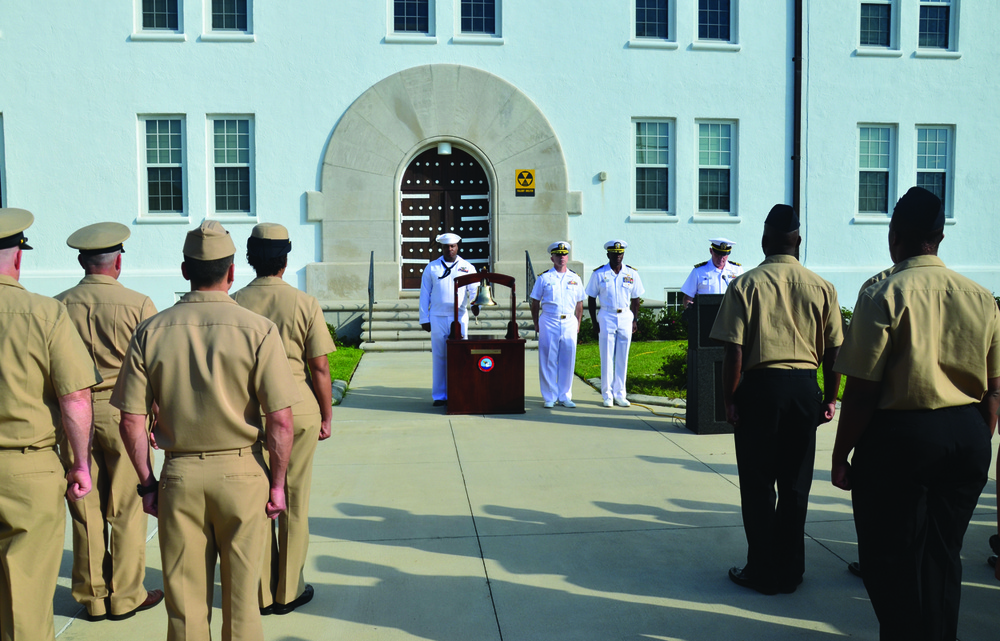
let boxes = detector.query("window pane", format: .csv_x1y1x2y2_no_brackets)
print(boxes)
917,128,948,170
919,5,949,48
635,0,668,39
860,4,890,47
858,171,889,213
917,172,945,203
699,123,731,166
461,0,496,34
148,167,183,212
635,121,670,165
215,167,250,212
394,0,429,33
143,0,178,30
698,0,730,41
636,168,668,211
859,127,890,170
698,168,730,211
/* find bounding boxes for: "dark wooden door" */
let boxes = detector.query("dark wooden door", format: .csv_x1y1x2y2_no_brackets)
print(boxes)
400,147,491,290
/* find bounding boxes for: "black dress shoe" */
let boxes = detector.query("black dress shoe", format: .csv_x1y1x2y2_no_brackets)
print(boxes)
273,584,314,615
988,555,997,568
432,399,447,407
990,534,1000,555
260,604,275,616
729,566,778,595
85,612,107,623
108,589,164,621
848,561,863,578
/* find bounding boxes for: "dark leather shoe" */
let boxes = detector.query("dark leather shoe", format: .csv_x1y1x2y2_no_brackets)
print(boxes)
990,534,1000,555
848,561,863,578
85,612,107,623
432,399,447,407
108,589,164,621
260,604,275,616
988,555,997,568
729,566,778,595
273,584,314,615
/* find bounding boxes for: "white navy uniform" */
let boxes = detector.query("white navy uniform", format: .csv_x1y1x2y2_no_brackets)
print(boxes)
530,269,586,404
585,263,644,403
419,256,477,401
680,260,743,298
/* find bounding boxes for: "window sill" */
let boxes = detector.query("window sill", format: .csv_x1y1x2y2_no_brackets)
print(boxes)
208,213,257,224
854,47,903,58
453,35,504,45
201,32,255,43
385,34,438,45
691,41,741,52
628,39,678,50
130,32,187,42
851,214,890,224
628,213,678,223
135,214,191,224
692,213,741,223
914,49,962,59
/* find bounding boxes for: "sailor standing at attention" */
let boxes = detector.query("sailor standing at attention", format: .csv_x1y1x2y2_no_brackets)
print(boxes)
680,238,742,306
530,241,586,408
419,233,478,407
585,240,644,407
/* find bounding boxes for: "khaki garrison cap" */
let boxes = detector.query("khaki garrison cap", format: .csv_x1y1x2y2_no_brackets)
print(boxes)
67,222,131,256
0,208,35,250
247,222,292,259
183,220,235,260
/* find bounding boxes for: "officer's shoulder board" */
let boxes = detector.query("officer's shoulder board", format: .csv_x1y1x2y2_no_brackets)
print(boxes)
592,265,602,272
695,261,708,268
540,268,553,274
626,264,638,271
729,261,741,267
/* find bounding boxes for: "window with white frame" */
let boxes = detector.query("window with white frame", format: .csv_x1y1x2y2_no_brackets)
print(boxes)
698,122,733,214
698,0,731,41
663,289,684,313
210,0,250,33
919,0,951,49
394,0,431,33
858,125,894,215
142,117,185,216
859,1,893,47
636,0,668,39
634,120,671,214
142,0,180,31
211,118,253,216
460,0,496,35
916,126,951,214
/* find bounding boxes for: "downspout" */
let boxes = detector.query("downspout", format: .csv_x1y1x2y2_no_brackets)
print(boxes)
793,0,804,243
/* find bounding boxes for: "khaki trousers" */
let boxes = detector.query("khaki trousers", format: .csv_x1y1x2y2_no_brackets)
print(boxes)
0,448,66,641
159,448,269,641
259,413,320,607
60,393,149,617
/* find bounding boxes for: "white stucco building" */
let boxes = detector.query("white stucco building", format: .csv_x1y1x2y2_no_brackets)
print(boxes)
0,1,993,331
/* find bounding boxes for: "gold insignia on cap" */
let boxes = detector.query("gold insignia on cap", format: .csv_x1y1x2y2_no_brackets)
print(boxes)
251,223,289,241
0,208,35,251
67,222,131,254
549,241,570,255
183,220,236,260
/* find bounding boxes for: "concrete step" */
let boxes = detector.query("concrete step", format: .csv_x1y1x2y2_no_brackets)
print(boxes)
362,339,539,352
363,328,536,342
366,308,533,321
362,319,534,332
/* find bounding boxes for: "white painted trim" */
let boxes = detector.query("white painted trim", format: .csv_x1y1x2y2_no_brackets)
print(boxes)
628,39,678,50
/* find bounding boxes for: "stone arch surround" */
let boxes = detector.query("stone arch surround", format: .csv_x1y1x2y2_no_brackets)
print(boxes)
305,64,581,302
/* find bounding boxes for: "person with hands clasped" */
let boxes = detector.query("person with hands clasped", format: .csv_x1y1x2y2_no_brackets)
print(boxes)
530,242,586,408
585,240,644,407
113,221,299,641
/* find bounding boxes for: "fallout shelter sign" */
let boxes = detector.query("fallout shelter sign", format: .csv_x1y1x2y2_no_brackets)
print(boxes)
516,169,535,197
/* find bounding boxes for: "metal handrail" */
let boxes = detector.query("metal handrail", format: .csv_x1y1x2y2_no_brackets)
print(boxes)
367,250,375,343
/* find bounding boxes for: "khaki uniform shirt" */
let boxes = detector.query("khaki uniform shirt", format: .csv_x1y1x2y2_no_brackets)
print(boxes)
710,254,843,370
55,274,157,395
834,255,1000,410
0,275,100,448
110,291,299,452
232,277,336,416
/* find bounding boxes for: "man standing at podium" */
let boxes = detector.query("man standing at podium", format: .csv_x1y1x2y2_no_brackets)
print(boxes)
420,233,478,407
530,241,586,408
586,240,644,408
681,238,742,307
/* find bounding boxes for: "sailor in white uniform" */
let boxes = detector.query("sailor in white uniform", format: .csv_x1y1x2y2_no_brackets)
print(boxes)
530,241,586,408
680,237,743,306
585,240,645,407
419,233,478,406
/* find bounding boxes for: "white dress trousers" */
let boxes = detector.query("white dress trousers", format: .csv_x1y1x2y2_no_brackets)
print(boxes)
585,264,645,401
420,256,477,401
531,269,586,404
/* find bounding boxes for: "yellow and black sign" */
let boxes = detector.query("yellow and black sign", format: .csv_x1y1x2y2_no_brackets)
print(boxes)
516,169,535,197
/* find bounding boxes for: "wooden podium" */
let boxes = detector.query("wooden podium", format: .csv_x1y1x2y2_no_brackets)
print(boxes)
446,272,526,415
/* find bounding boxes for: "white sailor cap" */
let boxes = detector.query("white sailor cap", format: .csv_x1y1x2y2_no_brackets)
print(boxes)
604,240,627,253
547,241,570,255
709,237,736,254
435,233,461,245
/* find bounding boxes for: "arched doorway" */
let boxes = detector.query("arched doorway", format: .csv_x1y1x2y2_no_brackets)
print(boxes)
399,146,491,290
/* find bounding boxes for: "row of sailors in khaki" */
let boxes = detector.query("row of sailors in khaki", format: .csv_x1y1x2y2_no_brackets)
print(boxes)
0,210,334,641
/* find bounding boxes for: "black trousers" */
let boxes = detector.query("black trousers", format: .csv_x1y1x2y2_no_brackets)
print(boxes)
852,405,991,641
734,369,822,587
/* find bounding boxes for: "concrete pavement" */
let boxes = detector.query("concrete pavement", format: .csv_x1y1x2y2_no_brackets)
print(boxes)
54,351,999,640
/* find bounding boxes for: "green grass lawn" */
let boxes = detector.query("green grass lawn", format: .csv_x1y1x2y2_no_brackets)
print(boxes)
576,340,847,401
576,340,688,399
328,345,364,384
